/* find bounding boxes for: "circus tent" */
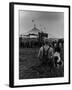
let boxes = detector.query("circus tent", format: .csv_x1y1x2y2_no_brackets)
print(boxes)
23,24,41,38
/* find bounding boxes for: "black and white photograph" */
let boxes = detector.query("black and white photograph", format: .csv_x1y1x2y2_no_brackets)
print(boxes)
19,10,64,79
9,2,70,87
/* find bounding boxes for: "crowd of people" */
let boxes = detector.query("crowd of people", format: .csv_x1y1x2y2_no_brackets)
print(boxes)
38,38,64,72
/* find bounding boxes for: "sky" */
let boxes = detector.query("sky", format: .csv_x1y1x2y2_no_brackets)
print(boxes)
19,10,64,38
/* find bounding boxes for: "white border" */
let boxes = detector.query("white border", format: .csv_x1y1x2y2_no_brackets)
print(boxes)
14,4,69,86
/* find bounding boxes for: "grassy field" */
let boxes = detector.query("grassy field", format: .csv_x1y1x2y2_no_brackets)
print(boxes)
19,48,64,79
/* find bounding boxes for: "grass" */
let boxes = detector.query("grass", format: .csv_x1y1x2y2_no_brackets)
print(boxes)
19,48,64,79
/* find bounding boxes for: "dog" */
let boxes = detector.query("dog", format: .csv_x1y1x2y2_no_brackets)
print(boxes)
53,51,63,68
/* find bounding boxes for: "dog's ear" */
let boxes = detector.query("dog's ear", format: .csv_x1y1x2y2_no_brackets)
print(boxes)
54,56,58,61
